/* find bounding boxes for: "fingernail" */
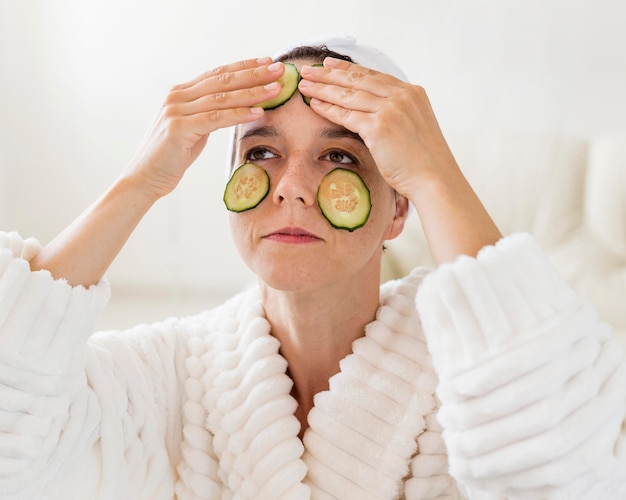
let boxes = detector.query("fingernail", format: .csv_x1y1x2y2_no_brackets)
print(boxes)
268,62,283,72
257,57,272,64
264,82,280,91
250,106,264,114
298,79,311,88
300,66,313,76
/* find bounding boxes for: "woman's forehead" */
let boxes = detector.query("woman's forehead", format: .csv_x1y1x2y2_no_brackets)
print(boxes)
237,122,365,147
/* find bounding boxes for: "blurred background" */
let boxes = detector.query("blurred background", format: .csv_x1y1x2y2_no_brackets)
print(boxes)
1,0,625,330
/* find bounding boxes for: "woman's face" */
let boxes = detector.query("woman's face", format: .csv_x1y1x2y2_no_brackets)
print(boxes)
228,60,407,293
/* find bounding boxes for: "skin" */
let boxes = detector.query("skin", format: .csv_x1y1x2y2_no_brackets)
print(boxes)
29,54,501,437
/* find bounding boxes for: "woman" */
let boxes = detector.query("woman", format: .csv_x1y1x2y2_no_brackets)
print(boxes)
0,35,624,499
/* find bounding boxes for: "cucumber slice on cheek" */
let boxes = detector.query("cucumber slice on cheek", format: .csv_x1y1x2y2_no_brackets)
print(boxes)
256,63,301,110
317,168,371,231
223,163,270,212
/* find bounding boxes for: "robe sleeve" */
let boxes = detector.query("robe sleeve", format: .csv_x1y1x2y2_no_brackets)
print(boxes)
417,232,626,499
0,231,180,499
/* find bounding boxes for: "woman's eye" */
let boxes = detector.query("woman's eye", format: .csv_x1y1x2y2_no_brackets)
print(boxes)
246,148,276,161
324,150,355,164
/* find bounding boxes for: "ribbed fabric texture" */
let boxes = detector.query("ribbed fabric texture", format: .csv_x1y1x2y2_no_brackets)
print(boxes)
417,233,626,499
0,232,110,498
176,293,309,499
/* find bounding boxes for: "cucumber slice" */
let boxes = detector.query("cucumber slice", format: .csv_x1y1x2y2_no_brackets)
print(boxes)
317,168,371,231
256,62,300,110
223,163,270,212
302,64,323,106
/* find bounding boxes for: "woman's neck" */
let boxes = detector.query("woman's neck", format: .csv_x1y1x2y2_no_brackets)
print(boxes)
260,275,381,436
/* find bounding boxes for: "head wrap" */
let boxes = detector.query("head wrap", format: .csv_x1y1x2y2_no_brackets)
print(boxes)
271,33,408,82
224,33,408,177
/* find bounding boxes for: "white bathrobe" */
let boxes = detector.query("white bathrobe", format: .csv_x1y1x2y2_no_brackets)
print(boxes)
0,231,624,499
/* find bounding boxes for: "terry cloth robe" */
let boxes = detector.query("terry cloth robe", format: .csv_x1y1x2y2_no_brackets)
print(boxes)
0,230,625,499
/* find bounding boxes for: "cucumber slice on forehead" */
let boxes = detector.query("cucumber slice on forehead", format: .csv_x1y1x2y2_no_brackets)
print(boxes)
317,168,371,231
256,62,300,110
223,163,270,212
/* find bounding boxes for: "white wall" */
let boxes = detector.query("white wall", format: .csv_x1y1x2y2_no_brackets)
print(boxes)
1,0,625,328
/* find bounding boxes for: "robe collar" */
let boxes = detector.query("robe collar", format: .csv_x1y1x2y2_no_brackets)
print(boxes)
177,270,442,498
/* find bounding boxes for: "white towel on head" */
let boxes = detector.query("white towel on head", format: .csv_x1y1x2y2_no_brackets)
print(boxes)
272,32,409,82
224,33,409,178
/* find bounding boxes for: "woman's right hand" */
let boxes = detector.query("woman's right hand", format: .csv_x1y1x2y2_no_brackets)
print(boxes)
29,58,284,286
122,57,285,200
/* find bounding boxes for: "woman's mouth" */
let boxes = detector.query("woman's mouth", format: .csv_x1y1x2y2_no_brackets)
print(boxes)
263,227,323,244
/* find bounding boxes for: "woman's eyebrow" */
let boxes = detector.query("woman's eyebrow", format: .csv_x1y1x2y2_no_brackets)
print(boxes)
319,127,365,145
239,125,281,141
239,125,365,145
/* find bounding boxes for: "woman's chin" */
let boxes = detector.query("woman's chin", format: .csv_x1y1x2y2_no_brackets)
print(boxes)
253,261,332,294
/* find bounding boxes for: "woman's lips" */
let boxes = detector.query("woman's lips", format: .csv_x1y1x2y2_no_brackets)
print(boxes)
263,227,323,244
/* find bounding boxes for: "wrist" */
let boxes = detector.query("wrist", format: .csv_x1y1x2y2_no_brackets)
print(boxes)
405,167,465,211
113,168,164,208
406,170,502,264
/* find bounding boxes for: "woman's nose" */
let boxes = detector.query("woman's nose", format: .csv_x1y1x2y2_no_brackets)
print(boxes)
271,155,317,206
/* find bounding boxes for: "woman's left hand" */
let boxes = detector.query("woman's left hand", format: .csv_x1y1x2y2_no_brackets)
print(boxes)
299,57,502,264
298,58,459,202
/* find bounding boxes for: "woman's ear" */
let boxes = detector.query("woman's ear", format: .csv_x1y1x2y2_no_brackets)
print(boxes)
386,192,410,241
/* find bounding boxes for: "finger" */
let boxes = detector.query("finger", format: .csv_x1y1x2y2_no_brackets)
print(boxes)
298,79,380,113
174,57,272,91
164,106,264,144
172,80,283,116
186,106,265,136
307,98,368,136
301,58,403,98
173,60,285,104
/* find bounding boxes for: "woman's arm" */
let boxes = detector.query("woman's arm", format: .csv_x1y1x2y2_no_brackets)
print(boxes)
29,58,285,287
